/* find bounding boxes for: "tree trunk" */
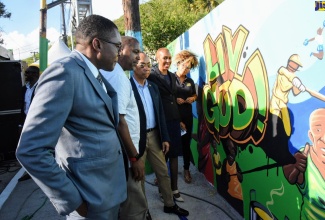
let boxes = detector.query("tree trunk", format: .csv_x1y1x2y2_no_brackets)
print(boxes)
122,0,141,32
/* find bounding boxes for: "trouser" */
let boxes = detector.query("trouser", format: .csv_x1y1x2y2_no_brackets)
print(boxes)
119,169,148,220
141,129,174,207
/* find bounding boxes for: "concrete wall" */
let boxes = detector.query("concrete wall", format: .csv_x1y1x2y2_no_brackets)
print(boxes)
167,0,325,219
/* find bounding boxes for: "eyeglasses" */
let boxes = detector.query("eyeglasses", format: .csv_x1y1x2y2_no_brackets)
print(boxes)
137,63,152,68
97,38,122,52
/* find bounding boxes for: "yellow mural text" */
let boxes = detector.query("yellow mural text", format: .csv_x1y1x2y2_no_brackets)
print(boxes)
202,25,269,145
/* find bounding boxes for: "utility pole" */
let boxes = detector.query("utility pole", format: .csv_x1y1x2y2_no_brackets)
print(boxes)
39,0,48,72
39,0,67,72
61,3,68,46
30,52,38,62
122,0,143,51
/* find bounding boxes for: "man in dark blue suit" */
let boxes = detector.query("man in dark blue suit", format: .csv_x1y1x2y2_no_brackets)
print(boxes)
130,52,189,217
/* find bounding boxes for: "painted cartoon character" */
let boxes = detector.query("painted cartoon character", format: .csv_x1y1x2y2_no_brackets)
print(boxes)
283,108,325,220
270,54,305,136
303,21,325,60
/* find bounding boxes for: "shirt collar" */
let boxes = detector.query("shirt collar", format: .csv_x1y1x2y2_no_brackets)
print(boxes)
75,50,99,78
26,81,38,89
132,76,148,88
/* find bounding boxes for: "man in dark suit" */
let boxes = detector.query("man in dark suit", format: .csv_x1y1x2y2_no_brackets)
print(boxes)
131,52,189,217
16,15,127,219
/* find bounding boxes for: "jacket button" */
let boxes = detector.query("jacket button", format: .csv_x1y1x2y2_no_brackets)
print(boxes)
118,150,121,154
171,102,173,104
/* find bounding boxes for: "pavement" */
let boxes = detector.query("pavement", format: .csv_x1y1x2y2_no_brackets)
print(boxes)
0,157,243,220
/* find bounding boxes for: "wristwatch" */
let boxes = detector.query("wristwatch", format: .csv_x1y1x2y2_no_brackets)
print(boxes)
129,153,141,162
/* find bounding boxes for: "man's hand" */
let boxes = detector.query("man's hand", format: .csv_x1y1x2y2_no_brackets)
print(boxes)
283,143,309,185
185,97,195,103
292,77,306,92
76,201,88,217
180,122,186,131
130,159,145,182
177,98,185,104
162,142,170,155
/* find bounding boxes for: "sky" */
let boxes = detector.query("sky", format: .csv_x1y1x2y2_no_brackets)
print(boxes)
0,0,131,60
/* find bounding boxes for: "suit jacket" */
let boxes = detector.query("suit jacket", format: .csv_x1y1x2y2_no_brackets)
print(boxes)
16,51,127,216
130,78,170,156
148,67,180,121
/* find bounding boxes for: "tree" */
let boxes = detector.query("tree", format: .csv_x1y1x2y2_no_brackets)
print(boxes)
0,2,11,19
114,0,221,55
140,0,207,51
0,1,11,44
187,0,221,13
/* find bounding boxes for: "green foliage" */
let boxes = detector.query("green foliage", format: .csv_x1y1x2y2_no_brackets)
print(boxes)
114,16,125,36
0,1,11,44
140,0,206,52
187,0,222,13
114,0,219,54
0,1,11,19
23,53,39,66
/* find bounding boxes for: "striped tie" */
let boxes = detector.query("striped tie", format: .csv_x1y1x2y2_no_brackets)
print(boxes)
96,73,103,86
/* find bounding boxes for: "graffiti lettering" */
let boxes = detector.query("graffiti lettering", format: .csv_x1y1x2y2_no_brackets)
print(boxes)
202,25,269,145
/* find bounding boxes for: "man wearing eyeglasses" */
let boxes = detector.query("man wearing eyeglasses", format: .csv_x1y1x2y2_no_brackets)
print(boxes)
130,52,189,217
100,36,148,220
270,54,305,136
16,15,128,219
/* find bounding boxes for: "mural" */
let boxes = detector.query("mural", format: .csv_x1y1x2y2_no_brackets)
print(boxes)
167,0,325,219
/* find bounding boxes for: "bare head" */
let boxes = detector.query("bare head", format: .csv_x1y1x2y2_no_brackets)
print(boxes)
75,14,121,71
156,48,172,74
133,52,151,84
25,65,40,84
308,108,325,166
118,36,140,71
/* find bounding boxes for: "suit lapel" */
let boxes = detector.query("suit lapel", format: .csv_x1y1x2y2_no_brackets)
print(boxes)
72,52,116,124
152,68,173,93
102,78,119,127
148,82,159,111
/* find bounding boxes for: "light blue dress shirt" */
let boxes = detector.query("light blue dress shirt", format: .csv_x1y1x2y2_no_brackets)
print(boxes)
132,77,156,129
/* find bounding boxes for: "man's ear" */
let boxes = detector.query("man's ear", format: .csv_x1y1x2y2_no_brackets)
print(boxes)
92,38,100,51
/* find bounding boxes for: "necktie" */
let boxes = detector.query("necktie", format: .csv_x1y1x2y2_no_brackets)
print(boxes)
96,73,103,86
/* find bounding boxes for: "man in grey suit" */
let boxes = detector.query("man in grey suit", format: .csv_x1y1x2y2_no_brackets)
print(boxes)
16,15,127,219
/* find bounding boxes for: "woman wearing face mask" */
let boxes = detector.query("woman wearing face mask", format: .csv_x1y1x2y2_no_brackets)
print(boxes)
174,50,199,184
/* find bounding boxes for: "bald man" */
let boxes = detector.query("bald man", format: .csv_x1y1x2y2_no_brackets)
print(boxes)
283,108,325,219
148,48,184,202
